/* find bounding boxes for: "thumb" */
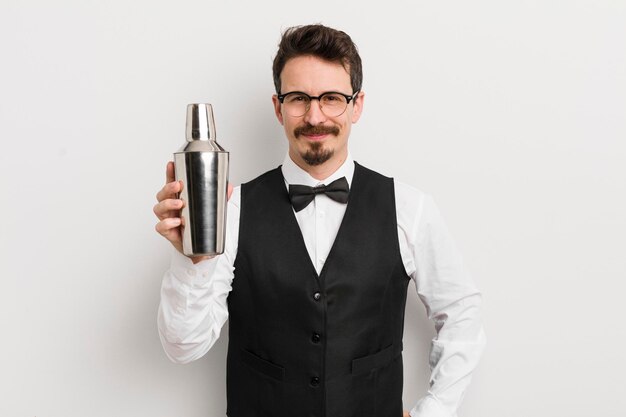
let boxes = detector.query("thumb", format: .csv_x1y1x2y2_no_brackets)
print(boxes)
227,183,234,200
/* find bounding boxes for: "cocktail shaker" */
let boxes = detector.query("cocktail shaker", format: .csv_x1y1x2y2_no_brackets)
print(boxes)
174,103,229,256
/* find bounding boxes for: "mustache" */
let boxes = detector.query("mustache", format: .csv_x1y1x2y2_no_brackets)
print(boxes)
294,124,340,138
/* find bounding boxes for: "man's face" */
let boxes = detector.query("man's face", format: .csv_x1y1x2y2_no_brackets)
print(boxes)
272,55,364,173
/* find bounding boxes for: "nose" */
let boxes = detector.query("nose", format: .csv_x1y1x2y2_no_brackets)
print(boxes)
303,98,327,125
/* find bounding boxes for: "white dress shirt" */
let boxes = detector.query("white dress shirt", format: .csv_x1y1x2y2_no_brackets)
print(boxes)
158,154,486,417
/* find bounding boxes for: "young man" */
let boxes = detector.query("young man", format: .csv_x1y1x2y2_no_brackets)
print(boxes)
154,24,485,417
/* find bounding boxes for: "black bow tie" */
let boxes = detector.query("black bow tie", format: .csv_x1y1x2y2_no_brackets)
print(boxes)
288,177,350,212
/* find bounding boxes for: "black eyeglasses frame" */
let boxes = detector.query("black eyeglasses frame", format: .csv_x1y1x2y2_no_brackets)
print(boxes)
277,90,360,104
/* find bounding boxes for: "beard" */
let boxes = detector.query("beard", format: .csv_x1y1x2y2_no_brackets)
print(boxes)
302,142,333,166
294,123,340,166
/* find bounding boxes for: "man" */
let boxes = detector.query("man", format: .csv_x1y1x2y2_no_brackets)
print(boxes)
154,24,485,417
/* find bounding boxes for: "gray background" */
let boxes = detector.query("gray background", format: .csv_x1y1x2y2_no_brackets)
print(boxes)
1,0,625,416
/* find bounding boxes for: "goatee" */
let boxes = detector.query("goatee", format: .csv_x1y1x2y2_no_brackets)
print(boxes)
294,123,340,166
302,142,333,166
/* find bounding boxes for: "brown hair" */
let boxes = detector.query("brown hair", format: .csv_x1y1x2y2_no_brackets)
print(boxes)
272,24,363,94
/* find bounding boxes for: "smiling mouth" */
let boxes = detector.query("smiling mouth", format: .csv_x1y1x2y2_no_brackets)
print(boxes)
302,133,328,140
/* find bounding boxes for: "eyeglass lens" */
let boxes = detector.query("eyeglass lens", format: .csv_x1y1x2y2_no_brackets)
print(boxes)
282,93,349,117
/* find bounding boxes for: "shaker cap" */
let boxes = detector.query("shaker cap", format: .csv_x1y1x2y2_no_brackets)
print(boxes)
186,103,216,141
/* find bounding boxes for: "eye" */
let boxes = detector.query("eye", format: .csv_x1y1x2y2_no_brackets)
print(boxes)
322,94,345,103
286,94,308,103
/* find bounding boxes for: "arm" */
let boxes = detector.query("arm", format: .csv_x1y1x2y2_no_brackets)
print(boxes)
153,161,240,363
156,226,238,363
397,187,486,417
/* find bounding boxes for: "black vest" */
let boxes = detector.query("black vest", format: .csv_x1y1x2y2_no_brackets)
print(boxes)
226,163,410,417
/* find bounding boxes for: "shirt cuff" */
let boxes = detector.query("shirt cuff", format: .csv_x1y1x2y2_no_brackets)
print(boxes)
169,249,220,286
410,395,453,417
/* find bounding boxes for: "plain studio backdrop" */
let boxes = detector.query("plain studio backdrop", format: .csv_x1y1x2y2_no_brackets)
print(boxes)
1,1,625,416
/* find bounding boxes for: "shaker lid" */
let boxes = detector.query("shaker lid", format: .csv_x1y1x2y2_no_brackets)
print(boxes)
186,103,216,141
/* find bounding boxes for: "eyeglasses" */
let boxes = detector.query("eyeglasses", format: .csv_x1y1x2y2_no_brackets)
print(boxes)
277,90,359,117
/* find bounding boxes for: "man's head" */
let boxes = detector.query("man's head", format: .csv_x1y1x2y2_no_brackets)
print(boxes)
272,24,364,177
272,25,363,95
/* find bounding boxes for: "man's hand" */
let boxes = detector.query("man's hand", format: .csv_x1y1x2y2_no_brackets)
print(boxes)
153,161,233,264
402,411,410,417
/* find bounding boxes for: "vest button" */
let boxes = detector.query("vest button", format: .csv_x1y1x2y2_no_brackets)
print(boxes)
310,376,320,387
313,292,321,301
311,333,321,343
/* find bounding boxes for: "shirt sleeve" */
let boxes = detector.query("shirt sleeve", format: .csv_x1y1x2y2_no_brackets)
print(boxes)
396,188,486,417
157,187,241,364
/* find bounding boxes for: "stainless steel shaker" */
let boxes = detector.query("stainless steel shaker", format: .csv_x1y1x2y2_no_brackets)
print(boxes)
174,103,229,256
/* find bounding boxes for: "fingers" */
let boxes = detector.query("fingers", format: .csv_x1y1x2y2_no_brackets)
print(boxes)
166,161,175,184
156,179,182,203
155,217,181,234
155,217,183,250
156,161,183,202
153,198,184,220
154,161,185,253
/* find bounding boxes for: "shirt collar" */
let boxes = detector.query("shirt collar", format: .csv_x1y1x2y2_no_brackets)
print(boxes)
281,153,355,188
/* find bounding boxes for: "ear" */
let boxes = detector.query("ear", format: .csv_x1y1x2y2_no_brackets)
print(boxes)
272,95,284,125
351,91,365,123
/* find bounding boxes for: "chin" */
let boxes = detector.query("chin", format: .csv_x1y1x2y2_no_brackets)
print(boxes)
301,144,334,166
